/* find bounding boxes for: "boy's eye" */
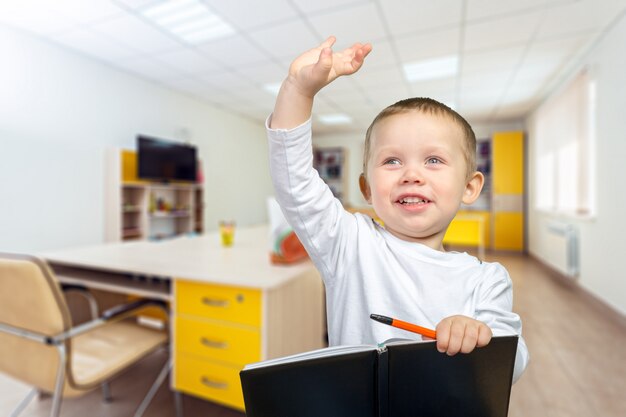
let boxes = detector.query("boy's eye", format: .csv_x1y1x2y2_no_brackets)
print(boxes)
383,158,401,165
426,157,442,164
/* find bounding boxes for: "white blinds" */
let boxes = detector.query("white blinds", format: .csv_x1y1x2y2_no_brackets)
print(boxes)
533,71,596,216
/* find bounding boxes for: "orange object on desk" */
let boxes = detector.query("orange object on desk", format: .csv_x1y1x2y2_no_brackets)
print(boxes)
270,231,308,264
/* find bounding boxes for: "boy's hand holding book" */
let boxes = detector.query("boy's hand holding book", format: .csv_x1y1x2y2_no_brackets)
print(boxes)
371,313,492,356
435,314,493,355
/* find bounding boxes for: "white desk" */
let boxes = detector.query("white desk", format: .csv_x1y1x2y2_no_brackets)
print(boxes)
42,225,325,411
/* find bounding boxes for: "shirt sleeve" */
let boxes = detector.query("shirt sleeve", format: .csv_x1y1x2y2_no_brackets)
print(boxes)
266,116,358,285
474,265,530,383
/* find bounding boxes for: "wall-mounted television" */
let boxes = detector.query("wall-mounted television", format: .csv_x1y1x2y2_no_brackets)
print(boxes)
137,135,197,182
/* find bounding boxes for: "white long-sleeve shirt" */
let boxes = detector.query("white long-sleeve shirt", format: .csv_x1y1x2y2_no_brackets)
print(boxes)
268,117,529,382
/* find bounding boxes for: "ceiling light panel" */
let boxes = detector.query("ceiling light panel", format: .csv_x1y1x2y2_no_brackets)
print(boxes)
318,114,353,125
141,0,235,44
263,82,282,96
403,55,459,82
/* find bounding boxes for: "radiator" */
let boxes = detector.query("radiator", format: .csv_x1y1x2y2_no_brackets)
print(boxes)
546,222,579,278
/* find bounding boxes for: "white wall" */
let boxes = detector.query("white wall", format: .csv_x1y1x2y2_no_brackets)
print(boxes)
0,24,272,252
526,14,626,314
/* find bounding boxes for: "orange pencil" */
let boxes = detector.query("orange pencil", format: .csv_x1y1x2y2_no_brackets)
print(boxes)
370,313,437,339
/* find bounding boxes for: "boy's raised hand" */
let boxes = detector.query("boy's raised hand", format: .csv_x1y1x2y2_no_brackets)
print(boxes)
271,36,372,129
287,36,372,98
435,315,492,355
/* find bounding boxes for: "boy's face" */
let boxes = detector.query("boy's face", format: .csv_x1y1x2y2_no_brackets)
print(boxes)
361,111,483,248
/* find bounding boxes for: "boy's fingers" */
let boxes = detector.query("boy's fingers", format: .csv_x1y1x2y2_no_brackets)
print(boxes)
460,326,479,354
446,322,464,355
318,47,333,66
352,44,372,70
312,47,333,77
435,321,451,353
360,43,373,58
320,36,336,49
476,325,492,347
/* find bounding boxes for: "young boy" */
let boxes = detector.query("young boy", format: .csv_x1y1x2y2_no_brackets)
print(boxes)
267,37,528,382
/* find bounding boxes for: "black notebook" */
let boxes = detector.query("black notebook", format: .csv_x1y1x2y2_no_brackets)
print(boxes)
240,335,518,417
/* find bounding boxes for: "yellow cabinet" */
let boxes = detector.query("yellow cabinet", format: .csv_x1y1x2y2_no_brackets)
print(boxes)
175,355,245,410
174,280,260,410
176,316,261,365
444,211,490,247
493,212,524,251
171,255,325,412
492,132,524,194
492,131,524,251
176,281,261,327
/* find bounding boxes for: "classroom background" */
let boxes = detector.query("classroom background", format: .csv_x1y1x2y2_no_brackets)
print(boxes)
1,1,625,416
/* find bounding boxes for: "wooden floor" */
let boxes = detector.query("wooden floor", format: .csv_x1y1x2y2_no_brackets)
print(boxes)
1,253,625,416
500,253,626,417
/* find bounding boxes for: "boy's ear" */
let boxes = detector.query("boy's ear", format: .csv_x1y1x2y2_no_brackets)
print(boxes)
359,173,372,203
462,171,485,205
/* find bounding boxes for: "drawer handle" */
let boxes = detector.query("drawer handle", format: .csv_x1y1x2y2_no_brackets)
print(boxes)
201,376,228,390
201,297,230,308
200,337,229,349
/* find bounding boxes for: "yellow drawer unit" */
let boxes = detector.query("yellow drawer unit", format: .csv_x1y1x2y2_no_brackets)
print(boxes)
444,211,490,247
176,316,261,365
493,212,524,251
176,280,261,327
175,354,245,410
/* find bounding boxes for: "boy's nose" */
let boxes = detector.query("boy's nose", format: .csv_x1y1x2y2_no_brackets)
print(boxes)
401,166,423,184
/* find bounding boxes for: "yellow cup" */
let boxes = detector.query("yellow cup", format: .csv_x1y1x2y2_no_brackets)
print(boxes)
219,221,235,247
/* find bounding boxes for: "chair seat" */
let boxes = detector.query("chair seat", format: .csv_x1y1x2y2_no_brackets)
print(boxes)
71,320,167,388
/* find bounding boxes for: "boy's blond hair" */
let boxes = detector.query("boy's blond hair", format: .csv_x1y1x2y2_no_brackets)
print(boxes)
363,98,477,180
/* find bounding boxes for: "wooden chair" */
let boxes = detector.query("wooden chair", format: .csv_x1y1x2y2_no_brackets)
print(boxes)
0,252,177,417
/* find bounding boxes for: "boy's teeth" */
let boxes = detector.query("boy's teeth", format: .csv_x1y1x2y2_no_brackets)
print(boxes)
401,197,427,204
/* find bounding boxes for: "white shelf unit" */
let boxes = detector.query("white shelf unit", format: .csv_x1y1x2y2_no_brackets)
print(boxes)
121,184,148,241
146,184,196,240
118,183,202,241
106,149,204,242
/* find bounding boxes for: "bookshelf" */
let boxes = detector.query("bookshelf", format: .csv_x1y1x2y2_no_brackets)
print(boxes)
106,149,204,242
313,147,347,203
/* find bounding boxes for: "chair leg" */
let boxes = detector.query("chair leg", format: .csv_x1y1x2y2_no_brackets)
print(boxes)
50,344,67,417
102,382,112,402
174,390,184,417
9,388,38,417
133,358,171,417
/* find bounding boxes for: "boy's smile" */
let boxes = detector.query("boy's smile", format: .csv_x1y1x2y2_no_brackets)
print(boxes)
362,110,483,250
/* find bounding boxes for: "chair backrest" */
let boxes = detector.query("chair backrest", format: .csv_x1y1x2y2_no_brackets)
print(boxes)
0,252,73,393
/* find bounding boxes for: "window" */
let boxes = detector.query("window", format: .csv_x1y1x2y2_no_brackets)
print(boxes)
533,71,596,216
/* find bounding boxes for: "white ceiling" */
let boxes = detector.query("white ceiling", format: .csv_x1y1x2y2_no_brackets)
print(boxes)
2,0,625,134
